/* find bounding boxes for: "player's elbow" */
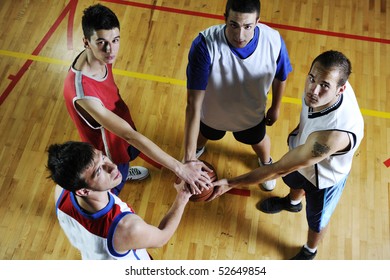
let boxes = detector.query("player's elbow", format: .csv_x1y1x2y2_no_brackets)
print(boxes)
147,234,172,249
156,237,171,248
122,129,140,145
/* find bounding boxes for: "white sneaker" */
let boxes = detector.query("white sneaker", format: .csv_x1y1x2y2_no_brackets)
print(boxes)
196,146,205,158
258,158,276,191
126,166,150,181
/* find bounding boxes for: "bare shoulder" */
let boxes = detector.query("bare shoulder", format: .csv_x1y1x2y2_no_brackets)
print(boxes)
116,213,144,231
115,213,146,239
113,213,149,252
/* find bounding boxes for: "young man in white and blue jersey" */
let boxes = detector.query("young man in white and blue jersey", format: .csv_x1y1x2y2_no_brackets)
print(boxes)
183,0,292,192
210,50,364,260
47,141,192,260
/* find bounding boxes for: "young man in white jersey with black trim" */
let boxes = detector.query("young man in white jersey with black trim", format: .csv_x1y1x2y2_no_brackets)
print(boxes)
183,0,292,192
47,141,192,260
210,50,364,260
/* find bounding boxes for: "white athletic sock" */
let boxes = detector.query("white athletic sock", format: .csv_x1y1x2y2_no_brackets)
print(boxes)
304,244,317,253
290,199,302,205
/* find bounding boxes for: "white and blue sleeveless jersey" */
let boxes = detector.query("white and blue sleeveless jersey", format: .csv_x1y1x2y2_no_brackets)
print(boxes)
288,82,364,189
187,23,292,131
56,190,151,260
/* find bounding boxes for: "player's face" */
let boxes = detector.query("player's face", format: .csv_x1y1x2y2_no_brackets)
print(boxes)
225,10,258,48
304,62,346,111
86,28,120,64
81,149,122,192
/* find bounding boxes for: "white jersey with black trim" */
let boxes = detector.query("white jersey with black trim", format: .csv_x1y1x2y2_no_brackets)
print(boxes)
200,23,281,131
288,82,364,189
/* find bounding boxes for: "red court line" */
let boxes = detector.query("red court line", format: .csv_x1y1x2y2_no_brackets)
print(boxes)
105,0,222,20
228,188,251,197
268,22,390,44
384,158,390,168
0,0,78,106
103,0,390,44
67,0,77,50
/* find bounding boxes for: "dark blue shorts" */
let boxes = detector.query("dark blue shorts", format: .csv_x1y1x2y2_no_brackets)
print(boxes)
199,118,266,145
282,171,348,232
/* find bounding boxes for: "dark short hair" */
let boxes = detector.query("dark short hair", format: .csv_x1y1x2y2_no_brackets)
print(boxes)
310,50,352,87
224,0,261,19
46,141,96,192
82,4,120,40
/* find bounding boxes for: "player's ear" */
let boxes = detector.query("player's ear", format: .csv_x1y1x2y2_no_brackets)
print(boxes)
75,188,90,197
337,84,347,96
83,37,89,48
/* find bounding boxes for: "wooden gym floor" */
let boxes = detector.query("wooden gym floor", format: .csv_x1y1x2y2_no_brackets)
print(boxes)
0,0,389,260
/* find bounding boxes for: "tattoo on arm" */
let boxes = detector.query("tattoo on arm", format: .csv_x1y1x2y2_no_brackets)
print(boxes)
312,141,330,157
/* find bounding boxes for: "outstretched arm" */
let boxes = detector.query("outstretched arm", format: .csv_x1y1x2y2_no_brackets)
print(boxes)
76,99,210,193
113,181,192,251
208,130,351,200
